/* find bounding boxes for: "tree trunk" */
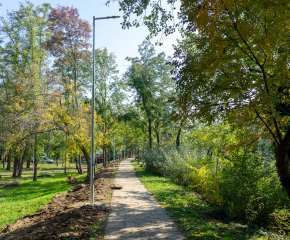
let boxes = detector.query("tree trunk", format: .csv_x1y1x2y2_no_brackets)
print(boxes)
18,142,30,177
73,65,78,108
64,151,67,175
156,131,160,145
33,163,38,181
56,147,60,166
105,147,108,167
33,134,38,182
176,127,182,149
276,138,290,199
103,145,107,168
3,149,5,169
78,155,83,174
108,150,110,165
80,146,90,178
12,155,19,177
6,149,11,170
103,145,105,167
18,159,25,178
76,156,79,170
148,117,152,148
26,158,31,168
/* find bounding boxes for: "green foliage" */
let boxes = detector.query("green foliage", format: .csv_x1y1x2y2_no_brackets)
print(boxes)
124,40,174,148
219,148,288,223
142,142,290,228
143,144,217,200
115,0,290,202
111,0,178,38
171,0,290,200
132,161,286,239
269,209,290,234
0,1,51,71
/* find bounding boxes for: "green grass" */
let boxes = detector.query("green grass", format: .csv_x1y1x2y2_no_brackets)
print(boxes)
0,170,86,229
131,161,288,240
0,161,88,175
86,216,107,240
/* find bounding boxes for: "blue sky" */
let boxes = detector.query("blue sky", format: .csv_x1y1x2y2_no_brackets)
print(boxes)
0,0,181,77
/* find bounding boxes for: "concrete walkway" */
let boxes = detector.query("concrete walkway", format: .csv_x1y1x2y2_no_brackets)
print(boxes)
104,158,185,240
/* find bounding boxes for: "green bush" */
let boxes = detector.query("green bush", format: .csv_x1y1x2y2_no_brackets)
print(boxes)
142,143,290,228
219,147,288,223
269,208,290,234
143,146,201,185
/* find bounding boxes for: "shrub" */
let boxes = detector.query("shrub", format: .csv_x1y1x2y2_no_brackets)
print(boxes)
142,143,290,227
219,147,289,223
269,209,290,234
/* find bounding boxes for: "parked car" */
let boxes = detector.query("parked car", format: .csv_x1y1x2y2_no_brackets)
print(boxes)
40,156,54,164
96,155,103,164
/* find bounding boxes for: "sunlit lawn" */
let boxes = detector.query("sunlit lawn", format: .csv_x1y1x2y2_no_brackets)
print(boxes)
0,161,88,175
0,170,86,229
131,161,287,240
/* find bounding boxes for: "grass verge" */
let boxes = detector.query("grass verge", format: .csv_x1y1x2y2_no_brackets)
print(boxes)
0,162,88,175
87,216,107,240
0,170,86,229
131,160,288,240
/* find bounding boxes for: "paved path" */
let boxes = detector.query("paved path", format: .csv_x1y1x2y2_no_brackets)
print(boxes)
104,158,185,240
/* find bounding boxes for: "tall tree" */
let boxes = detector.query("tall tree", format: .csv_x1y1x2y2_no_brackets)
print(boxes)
0,1,53,178
94,48,120,167
46,5,93,174
46,5,91,109
172,0,290,199
124,40,173,148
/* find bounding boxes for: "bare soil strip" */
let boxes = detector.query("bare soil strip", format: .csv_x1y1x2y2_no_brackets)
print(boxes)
0,167,116,240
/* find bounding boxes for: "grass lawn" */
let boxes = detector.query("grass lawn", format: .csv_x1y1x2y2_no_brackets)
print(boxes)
0,170,86,229
131,161,288,240
0,161,88,175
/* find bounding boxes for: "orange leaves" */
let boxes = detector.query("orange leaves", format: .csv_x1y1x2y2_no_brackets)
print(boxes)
47,6,91,63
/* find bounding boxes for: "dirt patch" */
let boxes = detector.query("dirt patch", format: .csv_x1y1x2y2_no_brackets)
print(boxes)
0,180,21,188
38,174,52,178
0,166,117,240
202,206,230,222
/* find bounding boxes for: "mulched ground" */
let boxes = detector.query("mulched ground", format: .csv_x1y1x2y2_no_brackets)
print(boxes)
0,166,117,240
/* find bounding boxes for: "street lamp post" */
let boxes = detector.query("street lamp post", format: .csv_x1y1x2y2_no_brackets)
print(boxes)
91,15,120,206
113,129,115,168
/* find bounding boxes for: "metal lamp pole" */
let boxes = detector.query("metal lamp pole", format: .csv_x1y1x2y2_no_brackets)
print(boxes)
113,119,115,168
91,15,120,206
